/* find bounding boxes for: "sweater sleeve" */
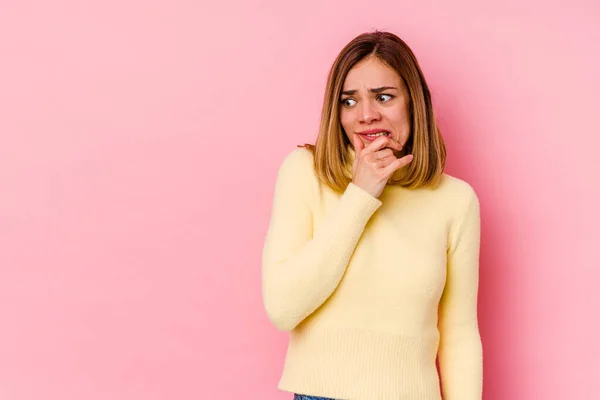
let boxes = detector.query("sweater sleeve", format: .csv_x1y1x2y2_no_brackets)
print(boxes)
261,149,382,331
438,186,483,400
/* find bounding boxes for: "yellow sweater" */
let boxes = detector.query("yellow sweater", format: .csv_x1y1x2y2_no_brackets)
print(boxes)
262,147,482,400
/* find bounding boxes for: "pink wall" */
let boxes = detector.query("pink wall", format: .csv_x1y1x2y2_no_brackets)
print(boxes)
1,1,598,399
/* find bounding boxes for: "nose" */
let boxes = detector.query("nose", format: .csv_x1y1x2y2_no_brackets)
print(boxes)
358,100,381,123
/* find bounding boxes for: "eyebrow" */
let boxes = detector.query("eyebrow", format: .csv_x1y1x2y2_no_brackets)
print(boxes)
341,86,397,95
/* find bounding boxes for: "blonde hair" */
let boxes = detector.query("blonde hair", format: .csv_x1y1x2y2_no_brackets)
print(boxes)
301,30,446,193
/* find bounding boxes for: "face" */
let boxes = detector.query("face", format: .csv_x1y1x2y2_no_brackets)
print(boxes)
339,56,411,153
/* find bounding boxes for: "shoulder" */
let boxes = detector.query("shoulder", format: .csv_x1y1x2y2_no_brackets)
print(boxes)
274,147,318,190
435,173,480,216
437,173,478,197
280,146,314,169
277,147,315,179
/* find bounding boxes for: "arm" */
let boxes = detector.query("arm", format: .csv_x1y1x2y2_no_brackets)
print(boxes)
438,186,483,399
261,149,381,331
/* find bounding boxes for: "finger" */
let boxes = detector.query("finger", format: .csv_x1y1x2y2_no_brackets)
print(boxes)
384,137,404,152
377,154,398,167
373,148,394,160
364,148,394,164
382,154,414,175
372,154,400,170
352,134,365,156
363,136,402,155
362,136,390,154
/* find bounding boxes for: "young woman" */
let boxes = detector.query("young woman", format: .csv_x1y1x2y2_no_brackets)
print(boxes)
262,30,482,400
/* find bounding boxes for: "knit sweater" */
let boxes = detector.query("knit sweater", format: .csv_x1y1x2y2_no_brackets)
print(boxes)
262,146,482,400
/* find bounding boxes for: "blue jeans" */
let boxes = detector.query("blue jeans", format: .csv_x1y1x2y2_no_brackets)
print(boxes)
293,395,335,400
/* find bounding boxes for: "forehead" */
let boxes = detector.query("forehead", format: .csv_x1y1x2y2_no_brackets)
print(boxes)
342,57,402,89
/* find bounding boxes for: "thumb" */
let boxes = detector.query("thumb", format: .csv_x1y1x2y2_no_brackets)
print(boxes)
352,133,364,156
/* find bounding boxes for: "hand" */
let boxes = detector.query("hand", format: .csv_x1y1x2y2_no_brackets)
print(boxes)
351,134,414,198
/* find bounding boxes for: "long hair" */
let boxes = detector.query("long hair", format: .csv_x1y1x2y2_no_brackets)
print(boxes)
302,30,446,193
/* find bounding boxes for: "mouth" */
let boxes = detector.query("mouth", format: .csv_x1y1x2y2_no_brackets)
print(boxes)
356,131,391,141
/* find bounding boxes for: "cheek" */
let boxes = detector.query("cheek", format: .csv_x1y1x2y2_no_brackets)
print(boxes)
339,110,354,131
385,106,410,130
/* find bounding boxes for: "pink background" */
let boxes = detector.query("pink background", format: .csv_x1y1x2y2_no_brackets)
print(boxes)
1,1,598,399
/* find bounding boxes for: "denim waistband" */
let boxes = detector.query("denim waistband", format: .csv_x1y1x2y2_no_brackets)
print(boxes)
293,394,335,400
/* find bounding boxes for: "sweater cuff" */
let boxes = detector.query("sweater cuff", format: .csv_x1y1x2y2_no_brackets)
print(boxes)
340,182,383,223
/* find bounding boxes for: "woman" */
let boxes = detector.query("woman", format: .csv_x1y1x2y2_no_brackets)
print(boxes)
262,30,482,400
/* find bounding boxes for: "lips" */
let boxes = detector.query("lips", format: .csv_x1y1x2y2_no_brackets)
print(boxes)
356,130,391,142
356,129,390,135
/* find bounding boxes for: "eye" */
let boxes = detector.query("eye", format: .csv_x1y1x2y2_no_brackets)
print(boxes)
377,94,394,102
340,98,357,107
